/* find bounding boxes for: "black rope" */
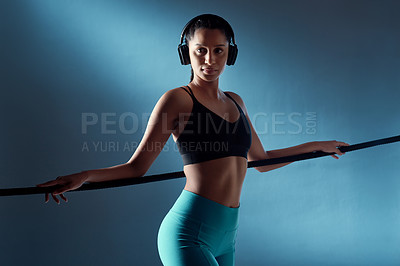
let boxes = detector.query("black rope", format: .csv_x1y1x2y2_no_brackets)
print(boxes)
1,135,399,197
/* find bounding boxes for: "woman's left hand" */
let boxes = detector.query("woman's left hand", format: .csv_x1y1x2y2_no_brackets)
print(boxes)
315,140,350,159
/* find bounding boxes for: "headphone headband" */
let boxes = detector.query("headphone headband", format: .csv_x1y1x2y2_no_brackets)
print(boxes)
179,14,236,46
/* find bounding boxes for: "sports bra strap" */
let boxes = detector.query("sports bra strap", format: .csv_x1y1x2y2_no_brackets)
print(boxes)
186,85,195,96
224,92,244,114
180,86,244,114
180,86,196,101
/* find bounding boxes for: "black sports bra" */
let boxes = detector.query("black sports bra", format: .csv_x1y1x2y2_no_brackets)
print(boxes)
176,86,252,165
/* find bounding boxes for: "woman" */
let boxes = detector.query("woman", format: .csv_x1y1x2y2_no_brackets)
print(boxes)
37,14,349,266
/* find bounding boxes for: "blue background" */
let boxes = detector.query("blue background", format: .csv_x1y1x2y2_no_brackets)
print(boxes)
1,0,399,265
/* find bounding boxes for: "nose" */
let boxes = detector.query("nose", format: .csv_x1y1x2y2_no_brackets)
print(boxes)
205,50,214,65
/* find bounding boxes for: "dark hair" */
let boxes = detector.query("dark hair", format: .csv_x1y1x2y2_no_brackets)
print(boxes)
184,14,233,43
183,14,235,82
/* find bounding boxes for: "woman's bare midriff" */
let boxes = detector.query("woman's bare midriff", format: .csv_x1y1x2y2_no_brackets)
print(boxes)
183,156,248,208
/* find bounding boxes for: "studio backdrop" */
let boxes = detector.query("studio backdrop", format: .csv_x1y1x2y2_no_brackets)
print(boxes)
1,0,399,265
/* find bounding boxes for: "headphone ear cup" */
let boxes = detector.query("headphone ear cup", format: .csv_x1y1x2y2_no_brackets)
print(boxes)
178,44,190,65
227,44,238,66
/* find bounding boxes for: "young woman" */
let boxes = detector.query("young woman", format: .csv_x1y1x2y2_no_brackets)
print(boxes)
37,14,349,266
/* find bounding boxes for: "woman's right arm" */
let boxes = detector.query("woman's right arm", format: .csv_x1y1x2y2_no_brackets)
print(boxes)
37,88,187,203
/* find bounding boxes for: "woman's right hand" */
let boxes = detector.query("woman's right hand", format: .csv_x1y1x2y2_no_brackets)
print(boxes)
36,171,88,204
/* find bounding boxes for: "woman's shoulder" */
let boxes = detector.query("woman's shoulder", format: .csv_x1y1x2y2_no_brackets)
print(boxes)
163,86,191,98
154,86,193,113
155,86,186,100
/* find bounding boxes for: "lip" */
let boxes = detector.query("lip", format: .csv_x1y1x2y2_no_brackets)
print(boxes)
202,68,217,75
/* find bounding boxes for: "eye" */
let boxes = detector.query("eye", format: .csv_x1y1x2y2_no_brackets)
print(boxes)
215,48,223,54
196,48,206,54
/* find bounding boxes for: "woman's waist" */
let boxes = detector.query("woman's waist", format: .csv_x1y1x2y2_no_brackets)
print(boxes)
182,157,246,208
183,186,242,208
183,156,247,178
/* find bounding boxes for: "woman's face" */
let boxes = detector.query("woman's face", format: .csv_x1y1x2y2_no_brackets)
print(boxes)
188,28,229,83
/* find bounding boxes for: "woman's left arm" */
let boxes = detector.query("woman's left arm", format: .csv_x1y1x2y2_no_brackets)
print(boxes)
226,92,349,173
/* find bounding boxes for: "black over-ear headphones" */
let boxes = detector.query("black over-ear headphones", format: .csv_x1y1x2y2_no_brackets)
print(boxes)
178,14,238,66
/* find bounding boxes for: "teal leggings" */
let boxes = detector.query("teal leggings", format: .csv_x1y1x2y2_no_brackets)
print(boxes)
157,189,240,266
